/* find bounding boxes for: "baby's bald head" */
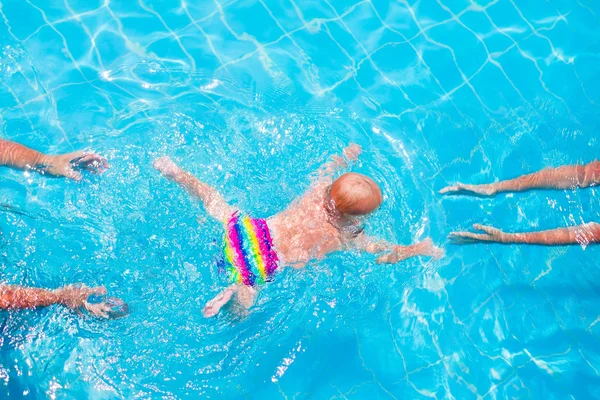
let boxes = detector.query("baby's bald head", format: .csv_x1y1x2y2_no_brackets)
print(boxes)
330,173,382,216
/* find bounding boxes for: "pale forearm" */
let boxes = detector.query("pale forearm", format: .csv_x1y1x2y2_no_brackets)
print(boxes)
0,139,50,170
0,286,60,310
441,161,600,197
493,162,599,193
498,223,600,245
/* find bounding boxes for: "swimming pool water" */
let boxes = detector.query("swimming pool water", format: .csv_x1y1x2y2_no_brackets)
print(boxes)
0,0,599,398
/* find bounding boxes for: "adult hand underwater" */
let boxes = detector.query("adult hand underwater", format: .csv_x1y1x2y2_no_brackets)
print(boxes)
0,138,109,181
0,139,125,319
442,160,600,246
0,284,127,318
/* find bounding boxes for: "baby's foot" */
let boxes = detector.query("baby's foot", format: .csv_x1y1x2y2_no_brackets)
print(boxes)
202,286,237,318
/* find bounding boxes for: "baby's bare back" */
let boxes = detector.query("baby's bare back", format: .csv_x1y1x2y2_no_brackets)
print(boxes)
268,183,343,268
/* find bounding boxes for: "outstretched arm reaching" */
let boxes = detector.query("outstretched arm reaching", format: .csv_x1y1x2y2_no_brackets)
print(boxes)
0,139,108,180
0,284,120,318
440,160,600,196
317,143,362,183
154,156,237,223
449,222,600,246
348,233,444,264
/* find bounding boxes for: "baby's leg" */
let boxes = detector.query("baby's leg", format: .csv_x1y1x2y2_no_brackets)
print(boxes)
154,157,237,223
202,284,258,318
228,285,258,317
236,285,258,309
202,285,238,317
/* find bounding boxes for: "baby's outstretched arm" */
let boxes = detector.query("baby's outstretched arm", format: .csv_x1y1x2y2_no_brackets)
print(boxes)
449,222,600,246
349,233,444,264
440,161,600,196
317,143,361,182
0,284,118,318
0,139,108,180
154,157,237,223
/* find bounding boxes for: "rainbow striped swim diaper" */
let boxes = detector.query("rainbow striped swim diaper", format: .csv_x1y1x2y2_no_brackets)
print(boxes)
221,213,279,287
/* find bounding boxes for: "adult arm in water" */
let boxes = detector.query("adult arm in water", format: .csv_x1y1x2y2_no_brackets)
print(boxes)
440,160,600,196
0,138,108,180
449,222,600,246
0,284,117,318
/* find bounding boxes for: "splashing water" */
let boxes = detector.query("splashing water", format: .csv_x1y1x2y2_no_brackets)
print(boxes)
0,0,599,398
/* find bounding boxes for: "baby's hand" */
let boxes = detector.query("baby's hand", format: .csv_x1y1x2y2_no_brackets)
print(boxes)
376,238,444,264
343,143,362,162
154,156,183,179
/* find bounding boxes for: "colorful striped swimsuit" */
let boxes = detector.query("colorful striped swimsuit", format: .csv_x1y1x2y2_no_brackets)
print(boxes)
222,213,279,287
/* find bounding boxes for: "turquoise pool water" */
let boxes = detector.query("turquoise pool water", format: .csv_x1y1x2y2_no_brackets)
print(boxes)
0,0,599,398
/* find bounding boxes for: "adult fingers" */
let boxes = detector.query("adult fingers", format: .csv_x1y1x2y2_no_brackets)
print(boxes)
65,151,85,163
63,168,83,181
75,153,97,165
85,302,109,318
439,184,460,194
448,232,488,244
473,224,503,235
77,154,109,173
